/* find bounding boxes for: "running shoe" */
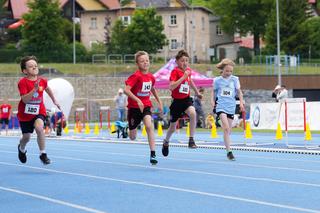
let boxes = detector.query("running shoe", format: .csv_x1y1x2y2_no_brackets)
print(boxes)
150,155,158,165
162,140,169,157
188,138,197,149
39,153,51,165
18,145,27,163
227,151,236,161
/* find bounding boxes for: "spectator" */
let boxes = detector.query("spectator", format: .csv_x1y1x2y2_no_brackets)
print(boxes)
114,88,127,121
0,98,12,135
272,85,288,102
193,87,205,128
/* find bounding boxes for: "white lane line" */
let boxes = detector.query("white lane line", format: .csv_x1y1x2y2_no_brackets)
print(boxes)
1,141,320,164
49,155,320,188
0,149,320,174
0,161,319,213
0,186,107,213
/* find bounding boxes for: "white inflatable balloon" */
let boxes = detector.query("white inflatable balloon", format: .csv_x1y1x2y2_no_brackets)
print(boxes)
44,78,74,119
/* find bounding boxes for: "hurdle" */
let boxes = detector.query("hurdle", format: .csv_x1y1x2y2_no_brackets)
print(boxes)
99,106,111,130
75,107,87,132
282,98,319,149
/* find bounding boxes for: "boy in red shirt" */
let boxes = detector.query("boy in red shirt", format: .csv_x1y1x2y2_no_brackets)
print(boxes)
124,51,162,165
0,98,12,135
162,50,202,157
17,56,60,165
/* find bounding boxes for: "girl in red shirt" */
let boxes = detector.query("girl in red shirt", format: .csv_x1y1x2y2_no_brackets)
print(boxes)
162,50,202,157
125,51,162,165
17,56,60,165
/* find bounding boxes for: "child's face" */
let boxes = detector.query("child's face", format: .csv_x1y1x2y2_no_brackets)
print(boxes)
136,55,150,72
177,56,189,71
23,59,39,76
222,65,233,77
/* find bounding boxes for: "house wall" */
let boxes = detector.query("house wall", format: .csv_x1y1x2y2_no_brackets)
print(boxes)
80,7,212,62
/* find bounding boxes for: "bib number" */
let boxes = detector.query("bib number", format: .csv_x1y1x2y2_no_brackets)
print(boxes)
25,104,40,115
179,83,190,94
2,107,8,113
141,82,152,92
221,88,233,97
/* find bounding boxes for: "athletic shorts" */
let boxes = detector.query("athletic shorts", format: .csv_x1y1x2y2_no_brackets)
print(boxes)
127,107,152,130
19,115,45,134
216,111,234,120
169,97,194,123
0,118,9,125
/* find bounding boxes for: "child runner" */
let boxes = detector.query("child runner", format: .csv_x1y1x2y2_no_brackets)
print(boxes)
162,50,202,157
211,58,244,161
0,98,12,135
17,56,60,165
124,51,163,165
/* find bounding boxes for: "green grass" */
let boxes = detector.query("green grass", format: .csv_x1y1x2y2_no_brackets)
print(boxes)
0,62,319,76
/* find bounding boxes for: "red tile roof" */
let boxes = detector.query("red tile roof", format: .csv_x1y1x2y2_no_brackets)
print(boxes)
99,0,120,9
8,0,120,19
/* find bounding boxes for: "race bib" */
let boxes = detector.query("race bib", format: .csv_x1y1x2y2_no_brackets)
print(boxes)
2,107,8,113
179,83,190,94
221,87,233,97
24,104,40,115
141,81,152,92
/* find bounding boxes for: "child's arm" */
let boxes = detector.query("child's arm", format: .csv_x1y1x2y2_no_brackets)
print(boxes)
151,87,163,113
45,86,61,110
169,70,190,91
237,88,245,112
190,79,201,97
124,85,144,112
21,79,40,104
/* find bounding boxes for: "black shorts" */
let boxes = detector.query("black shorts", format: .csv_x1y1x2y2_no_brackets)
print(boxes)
0,118,9,125
19,115,45,134
216,111,234,120
169,97,194,123
127,107,152,130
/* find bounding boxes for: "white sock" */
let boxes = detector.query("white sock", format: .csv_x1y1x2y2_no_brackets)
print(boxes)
40,150,46,154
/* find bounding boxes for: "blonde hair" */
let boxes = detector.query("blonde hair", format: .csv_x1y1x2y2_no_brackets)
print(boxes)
135,51,149,63
216,58,235,70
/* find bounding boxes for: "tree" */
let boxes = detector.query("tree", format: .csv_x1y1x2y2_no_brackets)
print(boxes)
296,17,320,58
21,0,68,61
264,0,308,56
108,7,167,55
207,0,273,55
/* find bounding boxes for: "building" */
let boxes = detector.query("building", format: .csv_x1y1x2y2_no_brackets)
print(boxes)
80,0,237,62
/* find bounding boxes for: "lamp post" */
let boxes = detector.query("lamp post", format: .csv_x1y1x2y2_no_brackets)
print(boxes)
276,0,281,85
73,0,76,64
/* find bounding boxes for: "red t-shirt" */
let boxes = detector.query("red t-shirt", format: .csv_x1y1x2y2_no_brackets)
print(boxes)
170,67,192,99
125,70,155,108
17,77,48,121
0,104,12,119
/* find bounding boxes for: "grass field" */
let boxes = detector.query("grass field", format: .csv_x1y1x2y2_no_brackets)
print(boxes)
0,62,319,76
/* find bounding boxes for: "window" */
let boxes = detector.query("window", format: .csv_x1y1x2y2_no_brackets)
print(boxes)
90,17,97,29
216,25,223,35
201,17,205,31
121,16,131,26
170,15,177,25
170,39,178,50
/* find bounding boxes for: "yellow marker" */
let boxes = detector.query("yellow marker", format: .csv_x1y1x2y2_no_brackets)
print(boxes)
211,121,218,138
305,123,312,141
245,123,253,139
275,122,283,140
157,121,163,136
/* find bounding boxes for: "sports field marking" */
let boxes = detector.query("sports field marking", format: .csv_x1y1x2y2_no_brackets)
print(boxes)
0,149,319,174
0,186,107,213
0,162,318,213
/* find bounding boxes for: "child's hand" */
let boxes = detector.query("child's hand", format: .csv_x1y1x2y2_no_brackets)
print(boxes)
137,100,144,113
34,79,40,91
